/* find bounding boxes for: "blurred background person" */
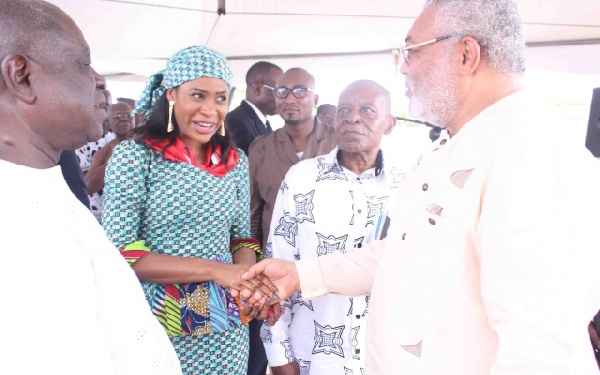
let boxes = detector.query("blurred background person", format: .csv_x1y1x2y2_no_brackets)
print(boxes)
316,103,336,128
85,102,135,222
225,61,283,156
249,67,337,249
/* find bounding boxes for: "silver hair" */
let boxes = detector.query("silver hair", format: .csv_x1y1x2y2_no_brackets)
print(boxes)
423,0,526,74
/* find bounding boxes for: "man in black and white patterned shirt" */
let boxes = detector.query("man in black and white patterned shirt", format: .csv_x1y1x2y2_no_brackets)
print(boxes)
263,80,404,375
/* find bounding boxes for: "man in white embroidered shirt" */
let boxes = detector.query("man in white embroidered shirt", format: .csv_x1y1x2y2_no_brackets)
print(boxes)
238,0,600,374
263,80,402,375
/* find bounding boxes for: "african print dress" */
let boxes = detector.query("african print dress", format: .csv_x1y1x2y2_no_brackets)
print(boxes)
103,138,251,374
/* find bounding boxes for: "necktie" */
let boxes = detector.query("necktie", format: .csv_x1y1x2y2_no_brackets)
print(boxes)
265,120,272,132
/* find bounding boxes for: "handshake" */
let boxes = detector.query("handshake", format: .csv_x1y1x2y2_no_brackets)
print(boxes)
231,258,301,325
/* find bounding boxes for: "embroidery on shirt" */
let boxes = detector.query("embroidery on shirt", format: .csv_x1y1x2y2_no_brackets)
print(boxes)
274,212,299,246
294,190,316,223
353,236,364,249
279,180,289,194
316,157,347,182
297,359,311,375
343,367,365,375
316,232,348,256
294,292,314,311
389,167,405,188
281,339,294,361
313,321,346,357
352,326,361,360
366,195,388,226
264,241,273,258
350,190,355,225
260,322,273,343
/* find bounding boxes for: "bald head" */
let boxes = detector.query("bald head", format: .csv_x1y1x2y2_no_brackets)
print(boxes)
280,68,316,89
0,0,80,64
0,0,104,168
340,80,391,111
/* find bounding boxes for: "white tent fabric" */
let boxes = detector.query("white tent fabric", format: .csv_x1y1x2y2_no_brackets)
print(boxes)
47,0,600,88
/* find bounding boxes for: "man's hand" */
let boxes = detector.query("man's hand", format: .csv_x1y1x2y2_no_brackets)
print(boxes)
239,258,300,302
271,361,300,375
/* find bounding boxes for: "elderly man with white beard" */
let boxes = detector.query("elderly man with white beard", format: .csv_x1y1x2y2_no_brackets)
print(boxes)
236,0,600,374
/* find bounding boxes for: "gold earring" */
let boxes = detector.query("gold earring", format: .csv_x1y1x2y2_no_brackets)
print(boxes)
219,122,225,136
167,100,175,133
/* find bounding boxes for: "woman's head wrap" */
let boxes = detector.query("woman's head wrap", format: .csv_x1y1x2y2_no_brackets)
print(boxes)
135,45,232,115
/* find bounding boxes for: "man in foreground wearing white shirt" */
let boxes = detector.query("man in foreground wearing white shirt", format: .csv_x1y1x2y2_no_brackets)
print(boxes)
0,1,181,373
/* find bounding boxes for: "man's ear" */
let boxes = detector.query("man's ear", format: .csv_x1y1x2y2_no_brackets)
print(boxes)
250,83,261,96
384,114,396,135
457,36,481,75
1,54,35,104
314,93,319,108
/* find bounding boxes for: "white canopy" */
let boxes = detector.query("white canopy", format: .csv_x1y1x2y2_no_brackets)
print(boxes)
46,0,600,89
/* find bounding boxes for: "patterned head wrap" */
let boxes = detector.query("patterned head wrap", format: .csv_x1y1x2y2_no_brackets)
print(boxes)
135,45,233,115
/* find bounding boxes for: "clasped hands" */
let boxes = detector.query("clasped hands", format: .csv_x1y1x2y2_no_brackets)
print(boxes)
231,258,300,325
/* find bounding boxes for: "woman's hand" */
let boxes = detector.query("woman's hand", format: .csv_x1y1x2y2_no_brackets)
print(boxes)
213,263,279,303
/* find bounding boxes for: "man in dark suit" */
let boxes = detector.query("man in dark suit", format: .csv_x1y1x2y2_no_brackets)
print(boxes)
226,61,283,155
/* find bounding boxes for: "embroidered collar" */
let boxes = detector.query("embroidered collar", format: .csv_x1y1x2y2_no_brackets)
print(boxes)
333,148,385,177
144,137,238,178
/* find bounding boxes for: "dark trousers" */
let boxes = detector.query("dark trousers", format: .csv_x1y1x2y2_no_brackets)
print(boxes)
247,318,268,375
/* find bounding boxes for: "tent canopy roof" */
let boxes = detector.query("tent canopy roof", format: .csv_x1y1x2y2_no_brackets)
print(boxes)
47,0,600,86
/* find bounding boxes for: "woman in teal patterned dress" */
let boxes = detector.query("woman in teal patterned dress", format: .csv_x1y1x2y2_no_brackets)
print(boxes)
102,46,274,374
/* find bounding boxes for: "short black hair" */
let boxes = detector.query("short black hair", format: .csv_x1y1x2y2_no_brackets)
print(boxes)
245,61,282,86
117,97,136,106
317,104,336,115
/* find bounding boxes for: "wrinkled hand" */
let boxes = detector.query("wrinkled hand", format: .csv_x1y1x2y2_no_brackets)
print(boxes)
271,361,300,375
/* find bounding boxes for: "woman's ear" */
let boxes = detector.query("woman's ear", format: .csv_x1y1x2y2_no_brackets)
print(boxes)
166,88,176,102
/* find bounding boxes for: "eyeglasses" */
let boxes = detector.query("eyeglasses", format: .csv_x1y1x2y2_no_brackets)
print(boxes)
108,113,134,120
400,33,455,65
272,86,316,99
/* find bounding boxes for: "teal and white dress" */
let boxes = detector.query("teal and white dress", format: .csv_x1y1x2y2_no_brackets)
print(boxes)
103,137,252,374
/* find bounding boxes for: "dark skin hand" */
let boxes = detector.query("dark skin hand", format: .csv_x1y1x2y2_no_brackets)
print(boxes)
271,361,300,375
130,249,280,303
241,300,283,324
